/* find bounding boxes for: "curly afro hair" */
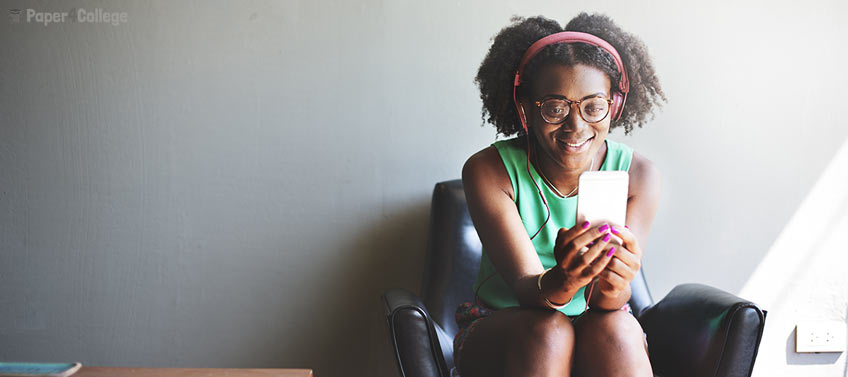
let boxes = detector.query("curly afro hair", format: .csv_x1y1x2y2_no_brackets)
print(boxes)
475,13,667,136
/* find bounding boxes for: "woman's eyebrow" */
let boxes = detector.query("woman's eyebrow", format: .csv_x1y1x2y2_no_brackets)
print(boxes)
580,92,607,101
541,91,608,100
581,92,608,100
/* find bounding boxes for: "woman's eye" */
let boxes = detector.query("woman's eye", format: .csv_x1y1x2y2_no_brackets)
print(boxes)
549,104,568,114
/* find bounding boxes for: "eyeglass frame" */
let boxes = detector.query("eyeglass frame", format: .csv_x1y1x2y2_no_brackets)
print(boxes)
533,95,615,125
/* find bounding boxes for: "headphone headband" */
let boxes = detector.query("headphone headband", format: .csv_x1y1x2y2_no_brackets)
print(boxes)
514,31,629,93
513,31,630,128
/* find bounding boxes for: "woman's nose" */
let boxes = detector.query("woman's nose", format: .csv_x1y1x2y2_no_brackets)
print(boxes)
562,110,588,133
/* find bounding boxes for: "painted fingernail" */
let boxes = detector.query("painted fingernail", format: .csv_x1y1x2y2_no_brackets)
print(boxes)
603,233,611,242
598,224,610,233
611,227,620,235
607,247,616,257
588,241,595,246
582,221,591,229
624,225,630,229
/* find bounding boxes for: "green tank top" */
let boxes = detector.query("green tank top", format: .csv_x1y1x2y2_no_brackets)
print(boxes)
473,136,633,316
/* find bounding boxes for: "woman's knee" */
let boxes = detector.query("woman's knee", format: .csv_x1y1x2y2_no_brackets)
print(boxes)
573,310,652,376
458,308,576,377
574,309,645,346
505,309,575,375
512,309,575,350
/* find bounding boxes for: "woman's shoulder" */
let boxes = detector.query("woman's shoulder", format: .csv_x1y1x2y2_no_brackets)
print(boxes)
462,144,515,201
628,150,661,201
463,136,526,180
464,145,500,171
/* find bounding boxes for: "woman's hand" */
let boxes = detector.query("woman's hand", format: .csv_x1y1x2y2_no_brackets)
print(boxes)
551,222,617,294
596,224,643,297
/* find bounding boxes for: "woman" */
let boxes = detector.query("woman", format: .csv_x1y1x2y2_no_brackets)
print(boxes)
455,13,667,377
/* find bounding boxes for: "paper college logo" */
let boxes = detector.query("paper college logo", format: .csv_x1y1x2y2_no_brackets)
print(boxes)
9,9,21,24
8,8,128,26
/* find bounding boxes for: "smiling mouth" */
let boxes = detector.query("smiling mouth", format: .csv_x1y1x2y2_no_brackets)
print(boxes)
561,137,593,148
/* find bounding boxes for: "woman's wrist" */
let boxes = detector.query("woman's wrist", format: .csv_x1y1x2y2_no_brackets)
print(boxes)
537,267,578,309
588,283,631,310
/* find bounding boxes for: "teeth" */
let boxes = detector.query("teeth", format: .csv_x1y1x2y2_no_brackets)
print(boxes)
566,138,591,147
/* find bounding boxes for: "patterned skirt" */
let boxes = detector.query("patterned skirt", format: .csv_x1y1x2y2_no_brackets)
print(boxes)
452,298,635,369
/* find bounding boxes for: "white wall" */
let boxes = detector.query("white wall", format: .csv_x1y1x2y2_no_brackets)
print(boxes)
740,137,848,377
1,1,846,376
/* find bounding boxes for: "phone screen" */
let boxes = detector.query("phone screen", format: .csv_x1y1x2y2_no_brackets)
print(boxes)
576,171,629,243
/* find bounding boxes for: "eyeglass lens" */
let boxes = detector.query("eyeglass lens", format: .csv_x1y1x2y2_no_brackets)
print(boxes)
540,97,610,124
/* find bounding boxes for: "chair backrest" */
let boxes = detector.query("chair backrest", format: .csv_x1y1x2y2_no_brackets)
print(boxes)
420,179,655,339
420,180,480,338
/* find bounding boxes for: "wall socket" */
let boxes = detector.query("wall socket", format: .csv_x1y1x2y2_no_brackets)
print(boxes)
795,321,847,353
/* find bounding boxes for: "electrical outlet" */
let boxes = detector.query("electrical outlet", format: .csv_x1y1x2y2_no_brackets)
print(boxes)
795,321,847,353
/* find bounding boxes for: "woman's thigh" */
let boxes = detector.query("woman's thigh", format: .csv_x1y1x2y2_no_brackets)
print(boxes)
456,307,576,377
571,310,652,377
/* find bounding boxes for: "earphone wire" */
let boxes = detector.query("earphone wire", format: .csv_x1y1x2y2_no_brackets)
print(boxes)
526,135,552,240
474,132,550,300
478,31,625,309
474,133,598,315
529,134,597,316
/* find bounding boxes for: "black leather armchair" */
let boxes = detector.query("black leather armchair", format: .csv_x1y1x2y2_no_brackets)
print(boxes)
383,180,766,377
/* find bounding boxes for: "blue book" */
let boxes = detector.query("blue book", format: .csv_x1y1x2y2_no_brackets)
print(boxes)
0,362,81,377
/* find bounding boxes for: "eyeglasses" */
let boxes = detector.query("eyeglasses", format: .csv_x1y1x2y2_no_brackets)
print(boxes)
534,95,614,124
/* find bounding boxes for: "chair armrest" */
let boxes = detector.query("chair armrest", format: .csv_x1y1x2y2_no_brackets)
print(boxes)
638,283,766,377
382,288,450,377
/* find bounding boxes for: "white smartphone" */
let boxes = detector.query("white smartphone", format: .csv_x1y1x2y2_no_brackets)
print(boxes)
576,171,629,244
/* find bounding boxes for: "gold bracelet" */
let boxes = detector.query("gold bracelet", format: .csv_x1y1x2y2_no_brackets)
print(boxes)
537,268,572,309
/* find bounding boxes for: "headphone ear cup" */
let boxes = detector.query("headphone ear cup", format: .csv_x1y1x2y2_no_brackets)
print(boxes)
611,91,624,121
519,103,529,133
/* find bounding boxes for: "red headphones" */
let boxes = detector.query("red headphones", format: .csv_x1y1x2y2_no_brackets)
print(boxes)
512,31,630,132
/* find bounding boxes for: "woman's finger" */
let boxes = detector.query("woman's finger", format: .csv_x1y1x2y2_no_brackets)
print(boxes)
554,222,593,260
569,223,613,252
573,231,613,271
599,268,628,291
610,224,642,256
607,245,641,272
555,221,593,248
583,243,617,278
556,222,609,265
603,255,635,282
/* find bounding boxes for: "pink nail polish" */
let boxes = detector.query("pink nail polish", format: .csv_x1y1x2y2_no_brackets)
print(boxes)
599,224,610,233
624,225,630,229
607,247,616,257
582,221,591,229
611,227,620,235
603,233,611,242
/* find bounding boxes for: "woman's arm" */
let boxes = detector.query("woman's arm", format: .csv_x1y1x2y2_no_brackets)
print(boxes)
589,151,662,310
463,147,615,308
462,146,573,307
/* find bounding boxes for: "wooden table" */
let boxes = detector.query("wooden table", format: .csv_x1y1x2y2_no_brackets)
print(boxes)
75,367,313,377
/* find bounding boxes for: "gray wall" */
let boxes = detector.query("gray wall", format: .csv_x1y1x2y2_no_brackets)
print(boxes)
1,1,847,376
